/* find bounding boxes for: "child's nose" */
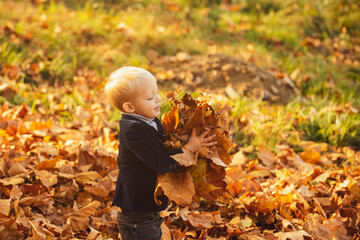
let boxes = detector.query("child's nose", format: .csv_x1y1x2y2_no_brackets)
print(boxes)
156,94,161,102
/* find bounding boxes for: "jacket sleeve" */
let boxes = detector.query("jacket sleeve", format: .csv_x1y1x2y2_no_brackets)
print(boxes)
124,122,184,174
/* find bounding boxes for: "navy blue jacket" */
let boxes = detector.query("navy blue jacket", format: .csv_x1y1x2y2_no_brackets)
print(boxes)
112,114,183,212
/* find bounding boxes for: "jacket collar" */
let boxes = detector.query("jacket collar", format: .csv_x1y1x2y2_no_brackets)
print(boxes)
120,114,166,142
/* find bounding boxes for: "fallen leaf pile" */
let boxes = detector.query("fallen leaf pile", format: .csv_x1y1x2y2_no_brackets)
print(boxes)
0,102,120,239
0,74,359,239
160,143,360,239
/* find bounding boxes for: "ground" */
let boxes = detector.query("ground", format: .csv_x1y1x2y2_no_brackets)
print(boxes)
151,53,298,104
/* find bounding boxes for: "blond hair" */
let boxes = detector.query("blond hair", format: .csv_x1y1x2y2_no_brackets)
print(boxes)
105,66,156,112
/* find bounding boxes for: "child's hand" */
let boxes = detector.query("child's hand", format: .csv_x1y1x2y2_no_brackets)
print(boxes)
182,128,217,153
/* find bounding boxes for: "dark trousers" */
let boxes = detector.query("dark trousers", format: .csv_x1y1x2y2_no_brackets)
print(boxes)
117,210,163,240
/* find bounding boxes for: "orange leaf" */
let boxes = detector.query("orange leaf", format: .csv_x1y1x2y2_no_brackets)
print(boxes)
256,198,277,214
2,64,20,80
29,118,52,130
36,158,61,171
276,192,294,205
299,150,321,164
162,106,180,134
167,3,180,12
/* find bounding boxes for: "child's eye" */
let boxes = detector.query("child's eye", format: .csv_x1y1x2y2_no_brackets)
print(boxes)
147,97,153,100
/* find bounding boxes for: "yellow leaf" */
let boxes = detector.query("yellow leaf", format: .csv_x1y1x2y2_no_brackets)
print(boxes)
0,129,9,137
276,192,294,205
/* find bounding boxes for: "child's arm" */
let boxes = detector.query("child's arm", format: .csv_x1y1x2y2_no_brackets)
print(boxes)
182,128,217,154
125,122,186,174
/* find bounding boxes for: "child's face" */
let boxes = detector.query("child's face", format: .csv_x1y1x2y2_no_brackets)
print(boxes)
130,77,161,119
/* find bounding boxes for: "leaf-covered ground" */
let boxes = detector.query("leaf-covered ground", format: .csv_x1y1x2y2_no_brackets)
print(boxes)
0,77,359,239
1,0,360,239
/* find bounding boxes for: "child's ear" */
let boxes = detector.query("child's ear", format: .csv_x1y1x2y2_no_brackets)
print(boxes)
123,102,135,113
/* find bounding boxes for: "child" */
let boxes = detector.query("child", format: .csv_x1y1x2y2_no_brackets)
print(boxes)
105,66,217,240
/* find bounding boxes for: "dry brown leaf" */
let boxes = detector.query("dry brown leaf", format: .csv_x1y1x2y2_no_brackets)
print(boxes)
229,216,253,230
34,170,58,188
238,234,266,240
75,171,102,185
303,214,350,240
189,158,224,201
87,226,101,240
274,230,312,240
83,176,113,198
8,162,27,177
68,201,100,232
180,208,222,228
0,199,11,216
0,177,25,186
258,146,276,168
348,177,360,201
10,185,22,200
35,158,60,171
155,171,195,206
161,222,172,240
171,147,197,167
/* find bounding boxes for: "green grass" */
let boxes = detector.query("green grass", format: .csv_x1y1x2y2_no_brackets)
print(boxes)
230,96,360,150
